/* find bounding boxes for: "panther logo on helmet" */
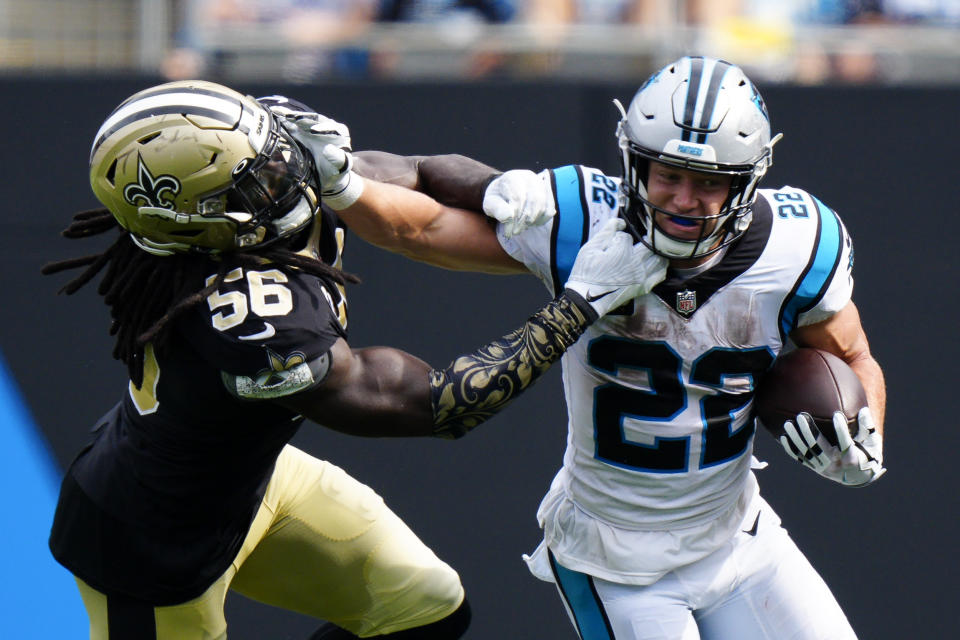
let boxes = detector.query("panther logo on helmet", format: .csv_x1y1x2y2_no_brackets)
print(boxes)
748,81,770,123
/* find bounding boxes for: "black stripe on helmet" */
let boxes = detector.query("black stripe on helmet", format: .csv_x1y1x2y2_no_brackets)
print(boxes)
91,105,239,160
696,60,733,144
112,83,242,114
681,57,704,142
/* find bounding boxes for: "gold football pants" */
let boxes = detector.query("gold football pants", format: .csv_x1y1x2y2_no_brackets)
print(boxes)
75,445,464,639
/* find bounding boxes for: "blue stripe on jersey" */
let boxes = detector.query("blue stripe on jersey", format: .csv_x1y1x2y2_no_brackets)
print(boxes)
550,165,589,296
0,351,86,636
780,199,843,337
549,552,614,640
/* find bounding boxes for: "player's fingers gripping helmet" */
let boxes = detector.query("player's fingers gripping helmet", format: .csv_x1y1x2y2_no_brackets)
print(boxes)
90,80,319,255
616,56,782,260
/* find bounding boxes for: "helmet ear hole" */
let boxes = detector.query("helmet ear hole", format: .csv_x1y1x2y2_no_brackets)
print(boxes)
138,132,162,146
105,159,118,186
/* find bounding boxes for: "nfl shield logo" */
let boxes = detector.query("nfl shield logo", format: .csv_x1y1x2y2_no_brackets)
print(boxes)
677,290,697,315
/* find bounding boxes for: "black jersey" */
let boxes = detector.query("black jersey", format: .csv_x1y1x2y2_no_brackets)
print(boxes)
50,211,349,605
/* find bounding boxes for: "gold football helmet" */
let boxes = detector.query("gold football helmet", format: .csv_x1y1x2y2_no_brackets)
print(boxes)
89,80,318,255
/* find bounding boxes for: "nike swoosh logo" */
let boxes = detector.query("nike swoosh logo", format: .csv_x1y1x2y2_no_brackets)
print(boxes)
585,290,614,302
743,512,760,537
238,323,276,341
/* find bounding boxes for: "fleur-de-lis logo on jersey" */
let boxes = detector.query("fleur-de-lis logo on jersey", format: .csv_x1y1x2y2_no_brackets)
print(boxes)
255,349,306,387
123,155,181,209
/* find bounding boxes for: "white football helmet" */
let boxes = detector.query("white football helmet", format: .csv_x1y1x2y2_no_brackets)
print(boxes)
616,56,782,260
90,81,319,255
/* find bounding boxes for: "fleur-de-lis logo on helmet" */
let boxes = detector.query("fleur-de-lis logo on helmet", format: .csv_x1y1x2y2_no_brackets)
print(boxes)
123,154,181,209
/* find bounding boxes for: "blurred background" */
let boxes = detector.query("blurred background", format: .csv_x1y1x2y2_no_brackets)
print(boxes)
1,1,958,639
1,0,958,84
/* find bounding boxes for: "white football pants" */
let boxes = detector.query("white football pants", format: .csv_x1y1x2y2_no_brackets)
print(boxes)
548,497,857,640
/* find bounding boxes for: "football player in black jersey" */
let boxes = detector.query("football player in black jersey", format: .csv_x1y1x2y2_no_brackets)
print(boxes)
44,81,667,640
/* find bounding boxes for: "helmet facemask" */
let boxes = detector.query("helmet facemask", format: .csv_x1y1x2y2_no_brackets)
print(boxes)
617,131,774,260
194,121,319,252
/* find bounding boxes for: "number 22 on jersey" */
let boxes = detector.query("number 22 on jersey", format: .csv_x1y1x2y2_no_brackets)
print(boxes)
588,337,773,473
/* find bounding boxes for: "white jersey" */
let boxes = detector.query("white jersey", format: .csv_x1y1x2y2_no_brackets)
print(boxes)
499,165,854,585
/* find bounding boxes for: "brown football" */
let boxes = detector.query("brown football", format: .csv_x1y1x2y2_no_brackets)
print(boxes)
754,347,867,447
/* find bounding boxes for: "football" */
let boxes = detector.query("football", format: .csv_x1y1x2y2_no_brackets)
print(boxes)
753,348,867,447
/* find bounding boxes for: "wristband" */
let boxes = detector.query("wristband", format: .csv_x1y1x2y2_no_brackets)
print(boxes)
322,172,365,211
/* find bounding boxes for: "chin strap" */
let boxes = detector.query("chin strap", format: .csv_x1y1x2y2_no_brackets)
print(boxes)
430,291,595,439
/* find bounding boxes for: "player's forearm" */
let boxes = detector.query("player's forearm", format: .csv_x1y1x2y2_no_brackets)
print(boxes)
339,178,525,274
792,302,885,434
353,150,425,190
416,154,501,212
430,291,596,439
335,177,431,250
290,291,595,439
353,151,501,214
848,354,886,435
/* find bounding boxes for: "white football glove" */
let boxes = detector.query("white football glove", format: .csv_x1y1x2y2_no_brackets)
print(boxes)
565,218,667,318
779,407,886,487
483,169,556,237
265,99,352,152
269,106,363,210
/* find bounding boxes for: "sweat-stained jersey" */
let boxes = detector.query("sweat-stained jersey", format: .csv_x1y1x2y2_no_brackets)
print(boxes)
49,207,349,605
499,165,854,585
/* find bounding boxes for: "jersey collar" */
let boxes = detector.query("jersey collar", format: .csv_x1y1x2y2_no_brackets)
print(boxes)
651,196,773,318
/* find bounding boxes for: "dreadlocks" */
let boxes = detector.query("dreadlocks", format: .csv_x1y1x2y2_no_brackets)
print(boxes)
42,208,360,388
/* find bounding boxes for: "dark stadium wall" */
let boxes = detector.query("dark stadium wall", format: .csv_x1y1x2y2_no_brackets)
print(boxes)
1,77,956,639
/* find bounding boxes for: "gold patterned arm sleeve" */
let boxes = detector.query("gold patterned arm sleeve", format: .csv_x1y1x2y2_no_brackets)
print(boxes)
429,291,597,439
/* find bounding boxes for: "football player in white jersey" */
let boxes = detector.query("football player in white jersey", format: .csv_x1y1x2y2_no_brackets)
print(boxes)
301,56,887,639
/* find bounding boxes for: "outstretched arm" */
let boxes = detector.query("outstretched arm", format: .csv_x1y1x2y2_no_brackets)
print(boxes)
276,292,593,437
345,151,514,272
354,150,500,212
269,106,541,273
354,150,557,240
276,218,667,438
338,176,526,274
